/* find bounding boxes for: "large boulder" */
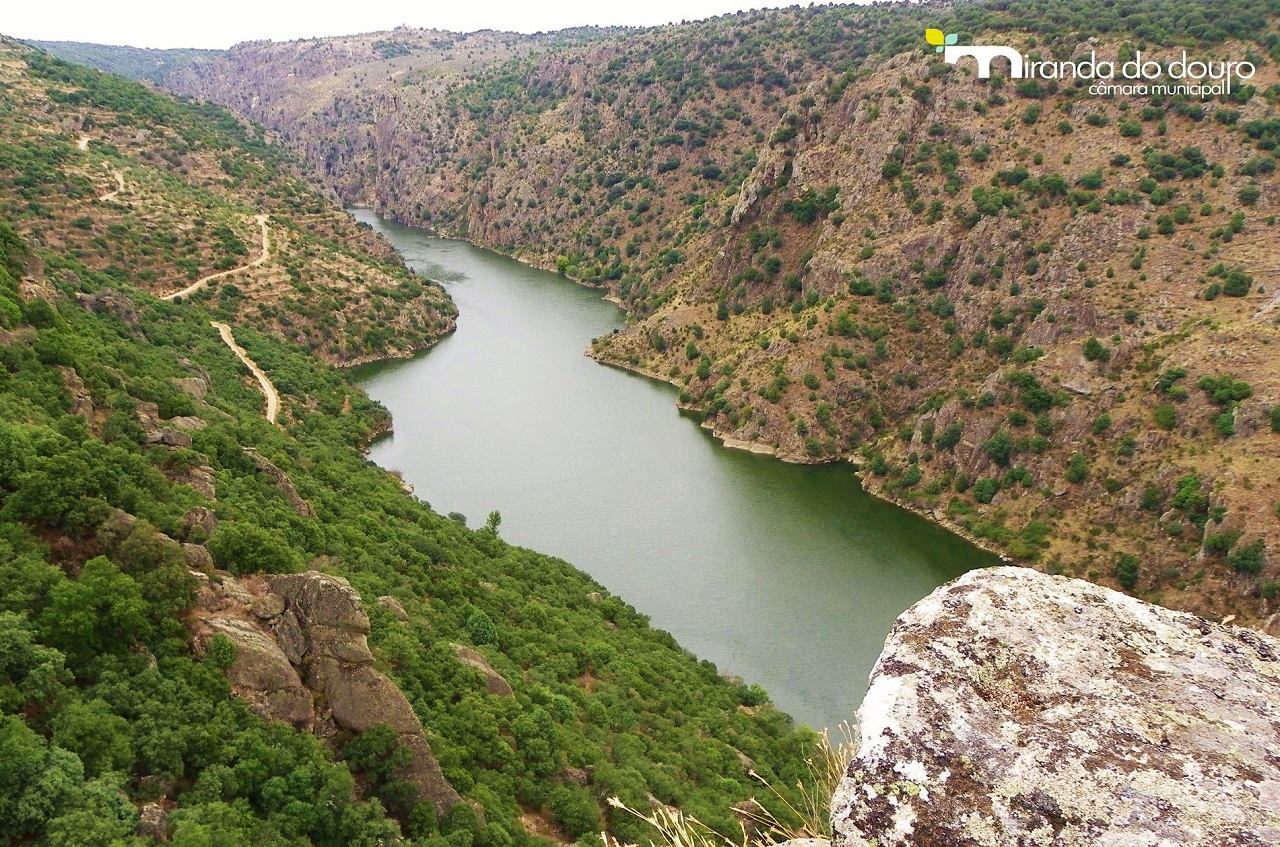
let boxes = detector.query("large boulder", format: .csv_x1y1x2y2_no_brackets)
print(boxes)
267,571,463,816
831,567,1280,847
190,569,462,815
200,616,312,729
269,571,369,633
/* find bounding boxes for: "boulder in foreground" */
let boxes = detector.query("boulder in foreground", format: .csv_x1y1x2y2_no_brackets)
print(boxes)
832,566,1280,846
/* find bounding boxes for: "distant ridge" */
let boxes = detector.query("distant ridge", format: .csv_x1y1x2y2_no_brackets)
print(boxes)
25,39,222,82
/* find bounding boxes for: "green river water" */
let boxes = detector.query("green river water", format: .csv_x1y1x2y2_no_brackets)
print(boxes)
351,210,997,732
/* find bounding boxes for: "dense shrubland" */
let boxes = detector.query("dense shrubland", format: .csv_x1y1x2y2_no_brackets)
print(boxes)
0,42,815,847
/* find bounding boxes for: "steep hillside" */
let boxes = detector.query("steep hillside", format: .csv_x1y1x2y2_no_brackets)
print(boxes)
0,39,816,846
164,0,1280,626
2,41,456,368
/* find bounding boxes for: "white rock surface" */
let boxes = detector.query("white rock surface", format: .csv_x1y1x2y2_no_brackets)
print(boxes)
832,566,1280,847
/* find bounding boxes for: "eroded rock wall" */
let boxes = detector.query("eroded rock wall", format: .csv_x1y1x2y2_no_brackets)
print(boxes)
192,569,463,816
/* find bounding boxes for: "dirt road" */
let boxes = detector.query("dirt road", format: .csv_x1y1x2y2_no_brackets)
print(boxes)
210,320,280,425
161,214,270,302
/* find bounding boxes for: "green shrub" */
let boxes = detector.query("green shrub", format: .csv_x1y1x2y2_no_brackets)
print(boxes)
1114,553,1140,590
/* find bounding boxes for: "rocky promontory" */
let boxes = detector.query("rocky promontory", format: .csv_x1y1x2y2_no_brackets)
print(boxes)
192,569,464,816
832,567,1280,846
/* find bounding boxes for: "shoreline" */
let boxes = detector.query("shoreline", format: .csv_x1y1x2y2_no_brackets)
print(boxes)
354,206,1011,565
589,347,1011,562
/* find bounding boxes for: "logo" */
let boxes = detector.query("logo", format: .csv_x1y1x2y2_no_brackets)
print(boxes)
925,29,1254,97
927,29,1024,79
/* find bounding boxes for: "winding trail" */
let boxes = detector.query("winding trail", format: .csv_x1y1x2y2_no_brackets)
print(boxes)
98,168,125,202
78,134,125,202
76,132,280,425
161,214,271,302
211,321,280,425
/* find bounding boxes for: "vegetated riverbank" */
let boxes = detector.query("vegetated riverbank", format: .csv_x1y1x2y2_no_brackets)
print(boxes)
588,346,1014,563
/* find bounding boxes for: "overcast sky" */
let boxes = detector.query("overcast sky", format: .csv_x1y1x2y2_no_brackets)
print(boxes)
8,0,847,49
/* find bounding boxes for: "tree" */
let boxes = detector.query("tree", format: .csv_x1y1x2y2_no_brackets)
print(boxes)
1227,540,1266,574
207,522,303,575
51,700,134,777
0,715,85,842
465,610,498,646
1065,452,1089,483
343,725,411,785
1114,554,1140,590
0,611,71,712
38,557,152,660
983,431,1014,467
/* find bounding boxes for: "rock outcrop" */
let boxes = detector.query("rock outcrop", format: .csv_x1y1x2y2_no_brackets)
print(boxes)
453,644,514,697
377,595,410,622
203,613,313,729
832,567,1280,847
192,569,463,816
243,449,316,518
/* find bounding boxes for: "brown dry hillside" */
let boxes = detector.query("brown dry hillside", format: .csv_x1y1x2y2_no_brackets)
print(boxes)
157,0,1280,626
1,37,456,368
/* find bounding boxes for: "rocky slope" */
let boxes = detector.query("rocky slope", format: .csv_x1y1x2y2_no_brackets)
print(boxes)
831,566,1280,845
157,0,1280,625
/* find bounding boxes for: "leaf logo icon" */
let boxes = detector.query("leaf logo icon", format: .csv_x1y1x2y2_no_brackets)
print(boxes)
925,29,959,52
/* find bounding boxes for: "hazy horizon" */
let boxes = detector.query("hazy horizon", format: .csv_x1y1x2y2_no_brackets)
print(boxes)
9,0,852,50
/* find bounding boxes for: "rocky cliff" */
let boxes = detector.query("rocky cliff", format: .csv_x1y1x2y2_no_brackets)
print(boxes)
192,568,464,816
832,567,1280,845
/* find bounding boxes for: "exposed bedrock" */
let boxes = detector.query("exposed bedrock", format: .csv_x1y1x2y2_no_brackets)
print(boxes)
832,566,1280,847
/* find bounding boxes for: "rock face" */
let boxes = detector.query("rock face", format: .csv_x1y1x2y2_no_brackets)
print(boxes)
192,569,463,816
453,644,514,697
832,567,1280,847
243,448,316,518
203,614,313,730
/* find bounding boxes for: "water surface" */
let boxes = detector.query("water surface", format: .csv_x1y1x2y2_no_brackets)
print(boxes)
351,210,996,732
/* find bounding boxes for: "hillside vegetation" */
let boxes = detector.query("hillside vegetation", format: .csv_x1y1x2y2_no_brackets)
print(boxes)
158,0,1280,626
0,38,814,846
24,41,220,84
2,41,457,367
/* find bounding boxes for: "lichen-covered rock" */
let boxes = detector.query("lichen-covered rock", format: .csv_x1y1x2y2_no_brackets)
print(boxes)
271,609,306,665
269,571,369,633
243,448,316,518
252,593,286,619
831,567,1280,847
268,570,463,816
309,659,422,734
183,506,218,541
183,543,214,573
189,569,462,816
377,595,410,623
57,365,94,420
136,801,171,842
201,616,312,729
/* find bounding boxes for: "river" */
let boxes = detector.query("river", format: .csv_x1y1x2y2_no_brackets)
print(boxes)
350,210,997,733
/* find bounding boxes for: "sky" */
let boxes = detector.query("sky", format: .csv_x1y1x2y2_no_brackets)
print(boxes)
7,0,846,49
